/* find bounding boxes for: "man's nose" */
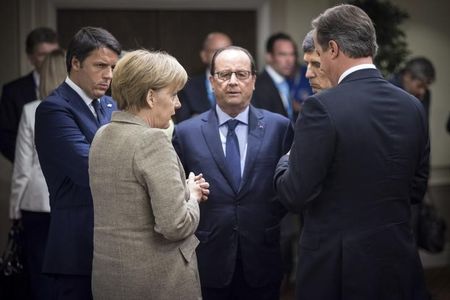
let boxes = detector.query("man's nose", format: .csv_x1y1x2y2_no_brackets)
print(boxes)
305,66,315,79
228,73,238,84
104,66,113,78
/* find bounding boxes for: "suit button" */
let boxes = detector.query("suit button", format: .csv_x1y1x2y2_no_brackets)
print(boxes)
233,225,239,231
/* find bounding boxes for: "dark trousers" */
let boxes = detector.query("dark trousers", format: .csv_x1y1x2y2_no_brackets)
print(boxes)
21,210,51,300
201,258,280,300
47,274,92,300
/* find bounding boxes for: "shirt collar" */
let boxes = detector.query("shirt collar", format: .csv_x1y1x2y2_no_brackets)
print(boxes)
338,64,376,84
65,76,97,107
265,65,285,85
32,70,40,88
215,105,249,127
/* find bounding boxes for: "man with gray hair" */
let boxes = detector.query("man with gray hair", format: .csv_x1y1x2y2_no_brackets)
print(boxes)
274,4,429,299
301,30,332,93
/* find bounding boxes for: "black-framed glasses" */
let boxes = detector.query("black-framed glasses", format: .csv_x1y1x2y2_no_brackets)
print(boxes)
214,70,253,81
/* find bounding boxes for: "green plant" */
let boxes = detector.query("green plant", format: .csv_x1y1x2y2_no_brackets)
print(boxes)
347,0,410,76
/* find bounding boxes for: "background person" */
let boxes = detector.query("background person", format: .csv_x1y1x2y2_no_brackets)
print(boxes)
252,32,297,122
0,27,59,162
175,32,232,122
9,49,66,300
302,30,332,93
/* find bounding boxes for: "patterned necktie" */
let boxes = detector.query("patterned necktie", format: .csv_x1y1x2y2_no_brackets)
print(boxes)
91,99,106,125
278,80,293,121
226,119,241,192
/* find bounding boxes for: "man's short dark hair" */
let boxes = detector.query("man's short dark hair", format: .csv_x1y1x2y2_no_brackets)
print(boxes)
66,27,122,73
26,27,58,55
210,46,256,76
266,32,295,54
403,57,436,84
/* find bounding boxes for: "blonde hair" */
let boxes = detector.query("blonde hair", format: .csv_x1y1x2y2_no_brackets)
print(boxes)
112,49,188,111
39,49,66,99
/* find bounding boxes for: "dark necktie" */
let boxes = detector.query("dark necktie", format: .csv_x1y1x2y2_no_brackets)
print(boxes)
226,119,241,192
91,99,106,125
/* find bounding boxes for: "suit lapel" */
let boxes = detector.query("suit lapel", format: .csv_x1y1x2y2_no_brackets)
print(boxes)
201,110,237,192
239,106,265,194
59,83,100,141
97,97,116,125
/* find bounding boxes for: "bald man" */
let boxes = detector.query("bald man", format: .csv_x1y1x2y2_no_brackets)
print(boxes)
175,32,232,122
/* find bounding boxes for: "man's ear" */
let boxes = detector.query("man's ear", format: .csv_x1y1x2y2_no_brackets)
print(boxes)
329,40,339,59
209,75,215,91
265,52,273,64
200,50,208,65
71,57,81,71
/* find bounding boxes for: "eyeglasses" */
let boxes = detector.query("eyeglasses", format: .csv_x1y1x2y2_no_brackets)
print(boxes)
214,70,253,81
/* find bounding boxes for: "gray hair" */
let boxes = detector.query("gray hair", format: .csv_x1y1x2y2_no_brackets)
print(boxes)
302,30,315,53
312,4,378,58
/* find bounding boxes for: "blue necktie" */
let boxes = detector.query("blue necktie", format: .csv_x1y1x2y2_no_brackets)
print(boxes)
226,119,241,192
92,99,107,125
278,80,293,121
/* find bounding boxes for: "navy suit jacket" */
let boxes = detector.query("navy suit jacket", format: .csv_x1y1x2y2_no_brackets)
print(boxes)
252,70,295,120
175,72,211,123
173,106,294,288
35,82,117,275
0,72,36,161
275,69,429,300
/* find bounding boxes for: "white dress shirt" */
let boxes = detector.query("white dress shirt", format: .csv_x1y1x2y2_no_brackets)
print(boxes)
338,64,377,84
65,76,99,118
9,100,50,219
265,65,290,111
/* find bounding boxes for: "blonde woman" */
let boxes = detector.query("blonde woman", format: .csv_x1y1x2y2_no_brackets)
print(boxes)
9,48,66,299
89,50,208,300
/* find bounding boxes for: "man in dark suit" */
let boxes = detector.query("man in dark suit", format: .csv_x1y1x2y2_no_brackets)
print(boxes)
175,32,232,123
173,46,293,300
252,33,297,121
35,27,121,300
0,27,58,161
390,57,435,121
274,5,429,300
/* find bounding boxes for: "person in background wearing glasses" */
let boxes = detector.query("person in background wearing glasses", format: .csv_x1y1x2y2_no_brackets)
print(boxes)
175,32,232,123
173,46,294,300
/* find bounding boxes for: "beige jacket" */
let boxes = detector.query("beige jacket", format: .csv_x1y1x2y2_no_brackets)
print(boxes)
89,111,201,300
